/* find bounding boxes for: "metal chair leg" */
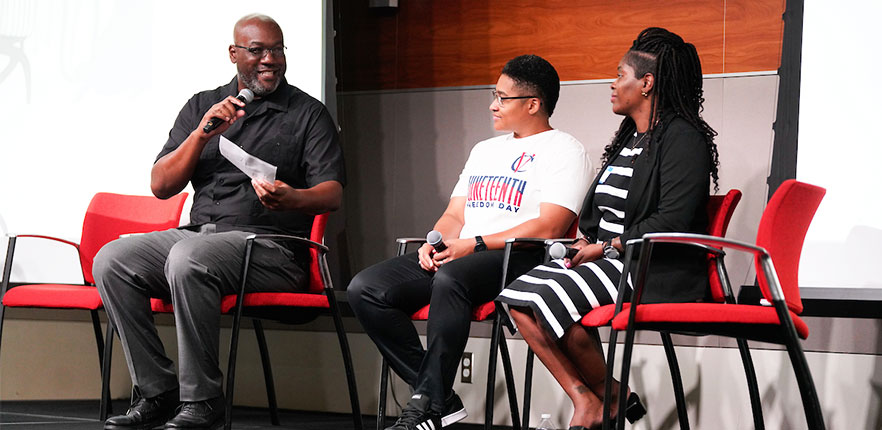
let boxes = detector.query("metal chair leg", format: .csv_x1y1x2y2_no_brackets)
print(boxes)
784,335,826,429
0,304,6,387
90,310,106,373
224,309,244,430
253,320,279,425
326,302,364,430
522,348,534,430
660,332,690,429
485,316,501,430
601,329,619,430
0,237,14,356
497,319,521,430
327,279,363,430
100,323,115,420
736,338,764,430
616,325,638,430
224,239,255,430
378,359,389,430
89,309,113,420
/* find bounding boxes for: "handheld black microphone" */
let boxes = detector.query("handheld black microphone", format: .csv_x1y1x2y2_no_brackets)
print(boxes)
549,242,578,260
426,230,448,253
203,88,255,133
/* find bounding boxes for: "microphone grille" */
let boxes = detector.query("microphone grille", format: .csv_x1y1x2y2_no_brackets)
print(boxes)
238,88,255,103
426,230,442,245
548,242,566,260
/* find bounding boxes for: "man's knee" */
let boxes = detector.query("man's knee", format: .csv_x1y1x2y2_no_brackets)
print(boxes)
93,239,133,283
346,271,371,309
164,239,208,282
347,266,400,313
430,268,468,297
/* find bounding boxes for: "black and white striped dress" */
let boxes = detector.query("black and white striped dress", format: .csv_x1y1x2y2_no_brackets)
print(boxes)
497,133,645,340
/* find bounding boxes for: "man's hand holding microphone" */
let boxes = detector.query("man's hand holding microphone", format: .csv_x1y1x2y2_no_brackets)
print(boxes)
199,88,254,138
418,230,479,272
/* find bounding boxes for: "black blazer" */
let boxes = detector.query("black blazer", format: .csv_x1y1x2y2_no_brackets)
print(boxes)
579,117,710,303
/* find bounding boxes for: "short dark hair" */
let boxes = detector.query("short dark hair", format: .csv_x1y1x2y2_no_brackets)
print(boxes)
501,55,560,117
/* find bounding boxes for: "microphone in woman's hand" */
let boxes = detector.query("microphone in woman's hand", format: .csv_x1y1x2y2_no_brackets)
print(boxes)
427,230,448,253
549,242,578,260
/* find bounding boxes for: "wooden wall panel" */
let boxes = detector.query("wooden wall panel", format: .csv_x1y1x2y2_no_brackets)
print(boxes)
723,0,786,72
338,0,784,91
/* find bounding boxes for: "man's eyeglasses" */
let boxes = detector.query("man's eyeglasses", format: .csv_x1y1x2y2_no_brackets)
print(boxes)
234,45,287,58
491,90,537,107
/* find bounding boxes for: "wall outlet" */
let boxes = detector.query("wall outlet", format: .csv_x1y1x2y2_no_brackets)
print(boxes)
461,352,473,383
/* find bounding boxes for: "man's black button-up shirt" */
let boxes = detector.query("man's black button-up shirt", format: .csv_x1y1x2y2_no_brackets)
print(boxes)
156,77,345,238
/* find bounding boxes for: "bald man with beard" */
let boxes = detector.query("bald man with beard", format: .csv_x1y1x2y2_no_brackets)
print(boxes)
95,14,345,430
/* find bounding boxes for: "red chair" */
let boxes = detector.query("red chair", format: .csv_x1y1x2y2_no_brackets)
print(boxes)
0,192,188,417
589,190,743,428
518,190,742,429
606,180,825,429
103,213,362,430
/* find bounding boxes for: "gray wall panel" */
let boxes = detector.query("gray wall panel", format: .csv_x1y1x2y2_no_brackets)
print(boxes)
339,75,778,283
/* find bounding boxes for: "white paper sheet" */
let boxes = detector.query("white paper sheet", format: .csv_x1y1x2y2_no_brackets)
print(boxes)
219,136,277,183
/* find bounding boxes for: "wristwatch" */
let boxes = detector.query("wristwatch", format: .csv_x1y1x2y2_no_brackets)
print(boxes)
474,236,487,253
602,240,620,259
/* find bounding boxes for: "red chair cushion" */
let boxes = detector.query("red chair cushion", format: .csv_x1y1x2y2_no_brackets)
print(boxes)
220,292,329,313
150,298,174,313
2,284,103,310
581,303,630,327
150,293,331,314
306,214,329,294
609,302,809,339
411,301,497,322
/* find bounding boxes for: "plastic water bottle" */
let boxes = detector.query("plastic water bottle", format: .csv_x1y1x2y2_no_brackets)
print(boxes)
536,413,557,430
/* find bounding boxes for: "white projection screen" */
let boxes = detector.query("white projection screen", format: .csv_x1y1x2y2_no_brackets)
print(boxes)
797,1,882,296
0,0,328,282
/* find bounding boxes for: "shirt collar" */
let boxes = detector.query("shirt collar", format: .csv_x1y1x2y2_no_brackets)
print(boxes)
227,76,292,113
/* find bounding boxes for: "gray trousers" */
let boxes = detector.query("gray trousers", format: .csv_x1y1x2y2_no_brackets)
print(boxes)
94,224,307,401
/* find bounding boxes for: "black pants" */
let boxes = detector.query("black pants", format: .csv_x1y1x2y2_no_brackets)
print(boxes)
347,248,543,413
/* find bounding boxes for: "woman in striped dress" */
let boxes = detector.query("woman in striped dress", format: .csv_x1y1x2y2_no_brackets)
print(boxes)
496,28,721,430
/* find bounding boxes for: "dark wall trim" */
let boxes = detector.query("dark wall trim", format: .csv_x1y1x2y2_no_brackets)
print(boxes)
767,0,803,196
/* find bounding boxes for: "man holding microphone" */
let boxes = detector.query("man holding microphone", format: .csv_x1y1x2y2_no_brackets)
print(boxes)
95,14,345,430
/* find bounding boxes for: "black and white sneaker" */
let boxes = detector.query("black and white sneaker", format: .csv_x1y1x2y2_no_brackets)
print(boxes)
441,392,467,427
386,394,442,430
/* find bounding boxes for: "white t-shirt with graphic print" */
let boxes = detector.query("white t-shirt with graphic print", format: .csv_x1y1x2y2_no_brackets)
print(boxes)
451,129,591,239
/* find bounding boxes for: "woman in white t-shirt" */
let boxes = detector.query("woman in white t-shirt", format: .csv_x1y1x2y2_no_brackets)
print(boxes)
347,55,591,430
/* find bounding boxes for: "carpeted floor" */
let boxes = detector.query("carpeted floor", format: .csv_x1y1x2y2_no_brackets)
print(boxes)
0,399,510,429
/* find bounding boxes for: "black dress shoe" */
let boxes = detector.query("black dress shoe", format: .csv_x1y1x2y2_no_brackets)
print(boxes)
595,392,647,430
104,387,180,430
623,392,646,423
164,396,225,429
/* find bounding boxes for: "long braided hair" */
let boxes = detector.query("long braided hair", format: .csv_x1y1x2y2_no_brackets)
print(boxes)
602,27,720,191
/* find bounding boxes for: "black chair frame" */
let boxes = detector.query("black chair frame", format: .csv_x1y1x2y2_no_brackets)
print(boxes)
101,233,363,430
519,239,764,430
376,237,525,430
602,234,824,430
1,235,113,419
